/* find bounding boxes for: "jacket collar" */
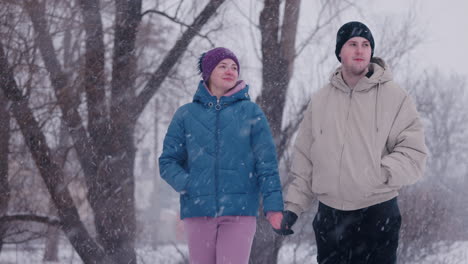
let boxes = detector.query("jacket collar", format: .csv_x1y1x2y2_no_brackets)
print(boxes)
330,57,393,93
193,80,251,107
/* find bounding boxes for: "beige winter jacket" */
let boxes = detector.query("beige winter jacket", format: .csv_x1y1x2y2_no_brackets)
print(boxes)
285,58,427,214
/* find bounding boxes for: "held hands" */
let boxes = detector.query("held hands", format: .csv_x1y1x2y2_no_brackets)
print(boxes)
267,210,298,236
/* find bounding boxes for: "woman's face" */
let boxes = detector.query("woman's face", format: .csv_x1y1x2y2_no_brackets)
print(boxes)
208,58,239,94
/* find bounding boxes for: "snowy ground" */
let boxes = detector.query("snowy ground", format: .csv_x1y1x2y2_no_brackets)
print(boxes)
411,242,468,264
0,241,467,263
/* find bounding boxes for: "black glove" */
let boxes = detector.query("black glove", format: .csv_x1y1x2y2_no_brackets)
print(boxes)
272,210,298,236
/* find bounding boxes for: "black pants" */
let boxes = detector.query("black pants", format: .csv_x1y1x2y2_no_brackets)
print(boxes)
312,198,401,264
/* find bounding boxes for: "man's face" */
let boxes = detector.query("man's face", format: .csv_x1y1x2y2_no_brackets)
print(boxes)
339,36,372,76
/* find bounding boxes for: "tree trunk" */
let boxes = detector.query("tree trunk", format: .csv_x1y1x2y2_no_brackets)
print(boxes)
256,0,300,149
0,81,11,252
2,0,226,262
0,41,112,264
150,97,162,248
43,120,70,262
77,1,143,262
43,203,60,262
93,122,138,263
251,0,301,263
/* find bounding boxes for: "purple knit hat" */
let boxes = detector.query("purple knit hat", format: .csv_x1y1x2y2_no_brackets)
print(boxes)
198,47,240,83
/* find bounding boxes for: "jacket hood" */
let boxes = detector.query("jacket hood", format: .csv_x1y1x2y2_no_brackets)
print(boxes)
330,57,393,93
193,80,251,106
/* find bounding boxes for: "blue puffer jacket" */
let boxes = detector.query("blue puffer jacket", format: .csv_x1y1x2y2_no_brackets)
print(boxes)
159,81,284,219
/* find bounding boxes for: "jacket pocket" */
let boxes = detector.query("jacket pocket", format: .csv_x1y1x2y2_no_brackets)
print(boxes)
362,162,394,197
185,168,212,197
310,164,332,195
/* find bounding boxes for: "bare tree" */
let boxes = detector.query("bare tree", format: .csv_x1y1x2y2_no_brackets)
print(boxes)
250,0,301,261
1,39,114,263
398,70,468,263
43,121,72,261
373,10,423,71
0,0,226,262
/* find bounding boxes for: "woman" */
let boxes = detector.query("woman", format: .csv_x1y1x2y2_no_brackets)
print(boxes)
159,47,284,264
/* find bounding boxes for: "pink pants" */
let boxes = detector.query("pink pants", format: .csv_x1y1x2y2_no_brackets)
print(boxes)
184,216,257,264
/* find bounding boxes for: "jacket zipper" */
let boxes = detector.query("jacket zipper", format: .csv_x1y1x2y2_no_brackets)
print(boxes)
338,89,353,210
214,98,221,216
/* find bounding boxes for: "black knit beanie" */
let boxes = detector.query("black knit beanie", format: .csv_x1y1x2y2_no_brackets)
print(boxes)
335,21,375,62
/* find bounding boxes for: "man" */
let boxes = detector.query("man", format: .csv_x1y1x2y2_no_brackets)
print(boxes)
276,21,427,263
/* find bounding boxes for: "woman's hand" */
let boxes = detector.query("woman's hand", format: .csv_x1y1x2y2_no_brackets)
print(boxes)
266,211,283,229
268,210,297,236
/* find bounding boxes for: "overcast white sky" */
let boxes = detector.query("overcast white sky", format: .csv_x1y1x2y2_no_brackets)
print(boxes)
225,0,468,84
367,0,468,77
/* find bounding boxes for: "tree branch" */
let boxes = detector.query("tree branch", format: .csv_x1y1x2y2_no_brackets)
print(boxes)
0,214,61,226
280,0,301,77
24,0,99,186
141,9,192,28
131,0,226,120
110,0,142,116
141,8,216,44
1,40,111,264
78,0,108,161
277,100,309,159
295,0,353,59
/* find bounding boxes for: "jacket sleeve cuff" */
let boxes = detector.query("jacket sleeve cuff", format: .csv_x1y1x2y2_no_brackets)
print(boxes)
284,203,303,217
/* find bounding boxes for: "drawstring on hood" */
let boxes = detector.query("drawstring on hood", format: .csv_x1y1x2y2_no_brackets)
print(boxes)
375,80,381,133
370,57,387,133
